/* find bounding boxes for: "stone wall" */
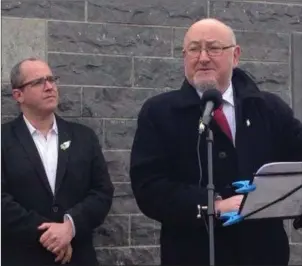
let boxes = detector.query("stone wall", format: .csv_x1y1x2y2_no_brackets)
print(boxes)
1,0,302,264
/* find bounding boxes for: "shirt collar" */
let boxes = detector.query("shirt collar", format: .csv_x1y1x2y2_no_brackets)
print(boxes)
223,82,234,107
23,114,58,135
196,82,234,107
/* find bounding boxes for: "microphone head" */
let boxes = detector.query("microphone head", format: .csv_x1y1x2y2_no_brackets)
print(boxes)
200,87,223,110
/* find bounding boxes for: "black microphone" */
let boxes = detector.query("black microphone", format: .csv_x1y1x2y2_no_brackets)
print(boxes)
199,88,223,134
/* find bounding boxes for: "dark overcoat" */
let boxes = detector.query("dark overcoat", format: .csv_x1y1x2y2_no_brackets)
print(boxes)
130,68,302,265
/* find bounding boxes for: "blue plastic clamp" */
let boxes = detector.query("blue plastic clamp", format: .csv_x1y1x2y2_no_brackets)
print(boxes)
220,211,243,226
232,180,256,193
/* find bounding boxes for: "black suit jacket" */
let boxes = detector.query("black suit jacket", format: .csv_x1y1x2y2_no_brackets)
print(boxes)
130,68,302,265
1,114,114,266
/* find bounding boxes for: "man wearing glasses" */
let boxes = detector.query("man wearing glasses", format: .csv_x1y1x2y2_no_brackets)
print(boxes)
2,58,114,266
130,18,302,265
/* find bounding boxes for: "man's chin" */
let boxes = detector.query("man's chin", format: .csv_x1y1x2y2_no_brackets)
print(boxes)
193,79,217,92
38,105,57,115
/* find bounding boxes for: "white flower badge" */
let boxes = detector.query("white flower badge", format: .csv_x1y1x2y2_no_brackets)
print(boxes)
60,140,71,151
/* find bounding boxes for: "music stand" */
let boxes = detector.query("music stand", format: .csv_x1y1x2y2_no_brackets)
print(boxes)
220,162,302,227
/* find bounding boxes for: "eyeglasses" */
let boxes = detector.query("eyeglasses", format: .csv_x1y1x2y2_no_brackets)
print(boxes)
17,75,60,89
184,44,236,58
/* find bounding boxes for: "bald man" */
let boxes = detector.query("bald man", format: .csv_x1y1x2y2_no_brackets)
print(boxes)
130,18,302,265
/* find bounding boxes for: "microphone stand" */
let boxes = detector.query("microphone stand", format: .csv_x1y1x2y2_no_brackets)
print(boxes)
198,120,216,266
206,127,215,266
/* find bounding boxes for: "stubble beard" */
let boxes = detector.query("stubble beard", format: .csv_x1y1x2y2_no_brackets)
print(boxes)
193,75,217,94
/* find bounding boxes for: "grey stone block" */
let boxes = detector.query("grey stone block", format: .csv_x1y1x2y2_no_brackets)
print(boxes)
236,31,289,62
87,0,207,27
134,58,184,89
48,22,172,57
103,151,130,182
48,53,132,87
104,119,136,150
96,247,160,265
210,1,302,33
56,86,81,117
1,1,85,20
130,215,157,245
63,117,104,146
1,84,20,116
238,62,290,104
93,215,129,247
292,33,302,122
110,183,140,214
173,28,187,58
82,87,165,119
2,17,46,83
289,244,302,265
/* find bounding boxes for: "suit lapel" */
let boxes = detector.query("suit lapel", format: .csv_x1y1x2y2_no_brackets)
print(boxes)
13,115,53,197
55,116,72,195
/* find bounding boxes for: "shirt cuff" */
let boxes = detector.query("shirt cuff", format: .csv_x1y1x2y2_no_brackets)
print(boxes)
64,214,76,238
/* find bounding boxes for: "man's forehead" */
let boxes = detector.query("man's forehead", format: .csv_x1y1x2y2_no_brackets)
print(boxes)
185,31,230,43
187,39,225,45
184,22,234,46
21,59,49,69
21,60,52,75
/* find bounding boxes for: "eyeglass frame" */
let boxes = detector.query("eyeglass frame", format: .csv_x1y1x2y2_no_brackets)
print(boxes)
183,42,236,58
16,75,60,90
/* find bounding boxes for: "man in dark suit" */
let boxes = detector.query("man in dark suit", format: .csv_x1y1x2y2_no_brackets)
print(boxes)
130,18,302,265
2,58,114,266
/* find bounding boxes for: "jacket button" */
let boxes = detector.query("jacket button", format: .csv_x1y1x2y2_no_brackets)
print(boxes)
219,152,227,159
52,206,59,213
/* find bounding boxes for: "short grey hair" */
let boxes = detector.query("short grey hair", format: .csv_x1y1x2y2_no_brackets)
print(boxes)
10,57,40,89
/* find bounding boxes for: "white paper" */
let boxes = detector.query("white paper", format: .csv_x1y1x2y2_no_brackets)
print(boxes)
239,162,302,219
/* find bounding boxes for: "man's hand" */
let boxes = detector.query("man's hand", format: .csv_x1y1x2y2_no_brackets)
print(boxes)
54,243,73,264
215,195,243,214
38,220,73,254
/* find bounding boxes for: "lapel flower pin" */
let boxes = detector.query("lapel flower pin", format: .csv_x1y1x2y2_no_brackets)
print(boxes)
246,119,251,127
60,140,71,150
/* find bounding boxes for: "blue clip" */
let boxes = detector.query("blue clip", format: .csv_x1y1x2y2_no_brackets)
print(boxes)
220,211,243,226
232,180,256,194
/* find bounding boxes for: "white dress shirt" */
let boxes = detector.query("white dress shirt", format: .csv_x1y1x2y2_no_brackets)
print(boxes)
23,115,58,194
23,115,76,237
196,83,236,144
